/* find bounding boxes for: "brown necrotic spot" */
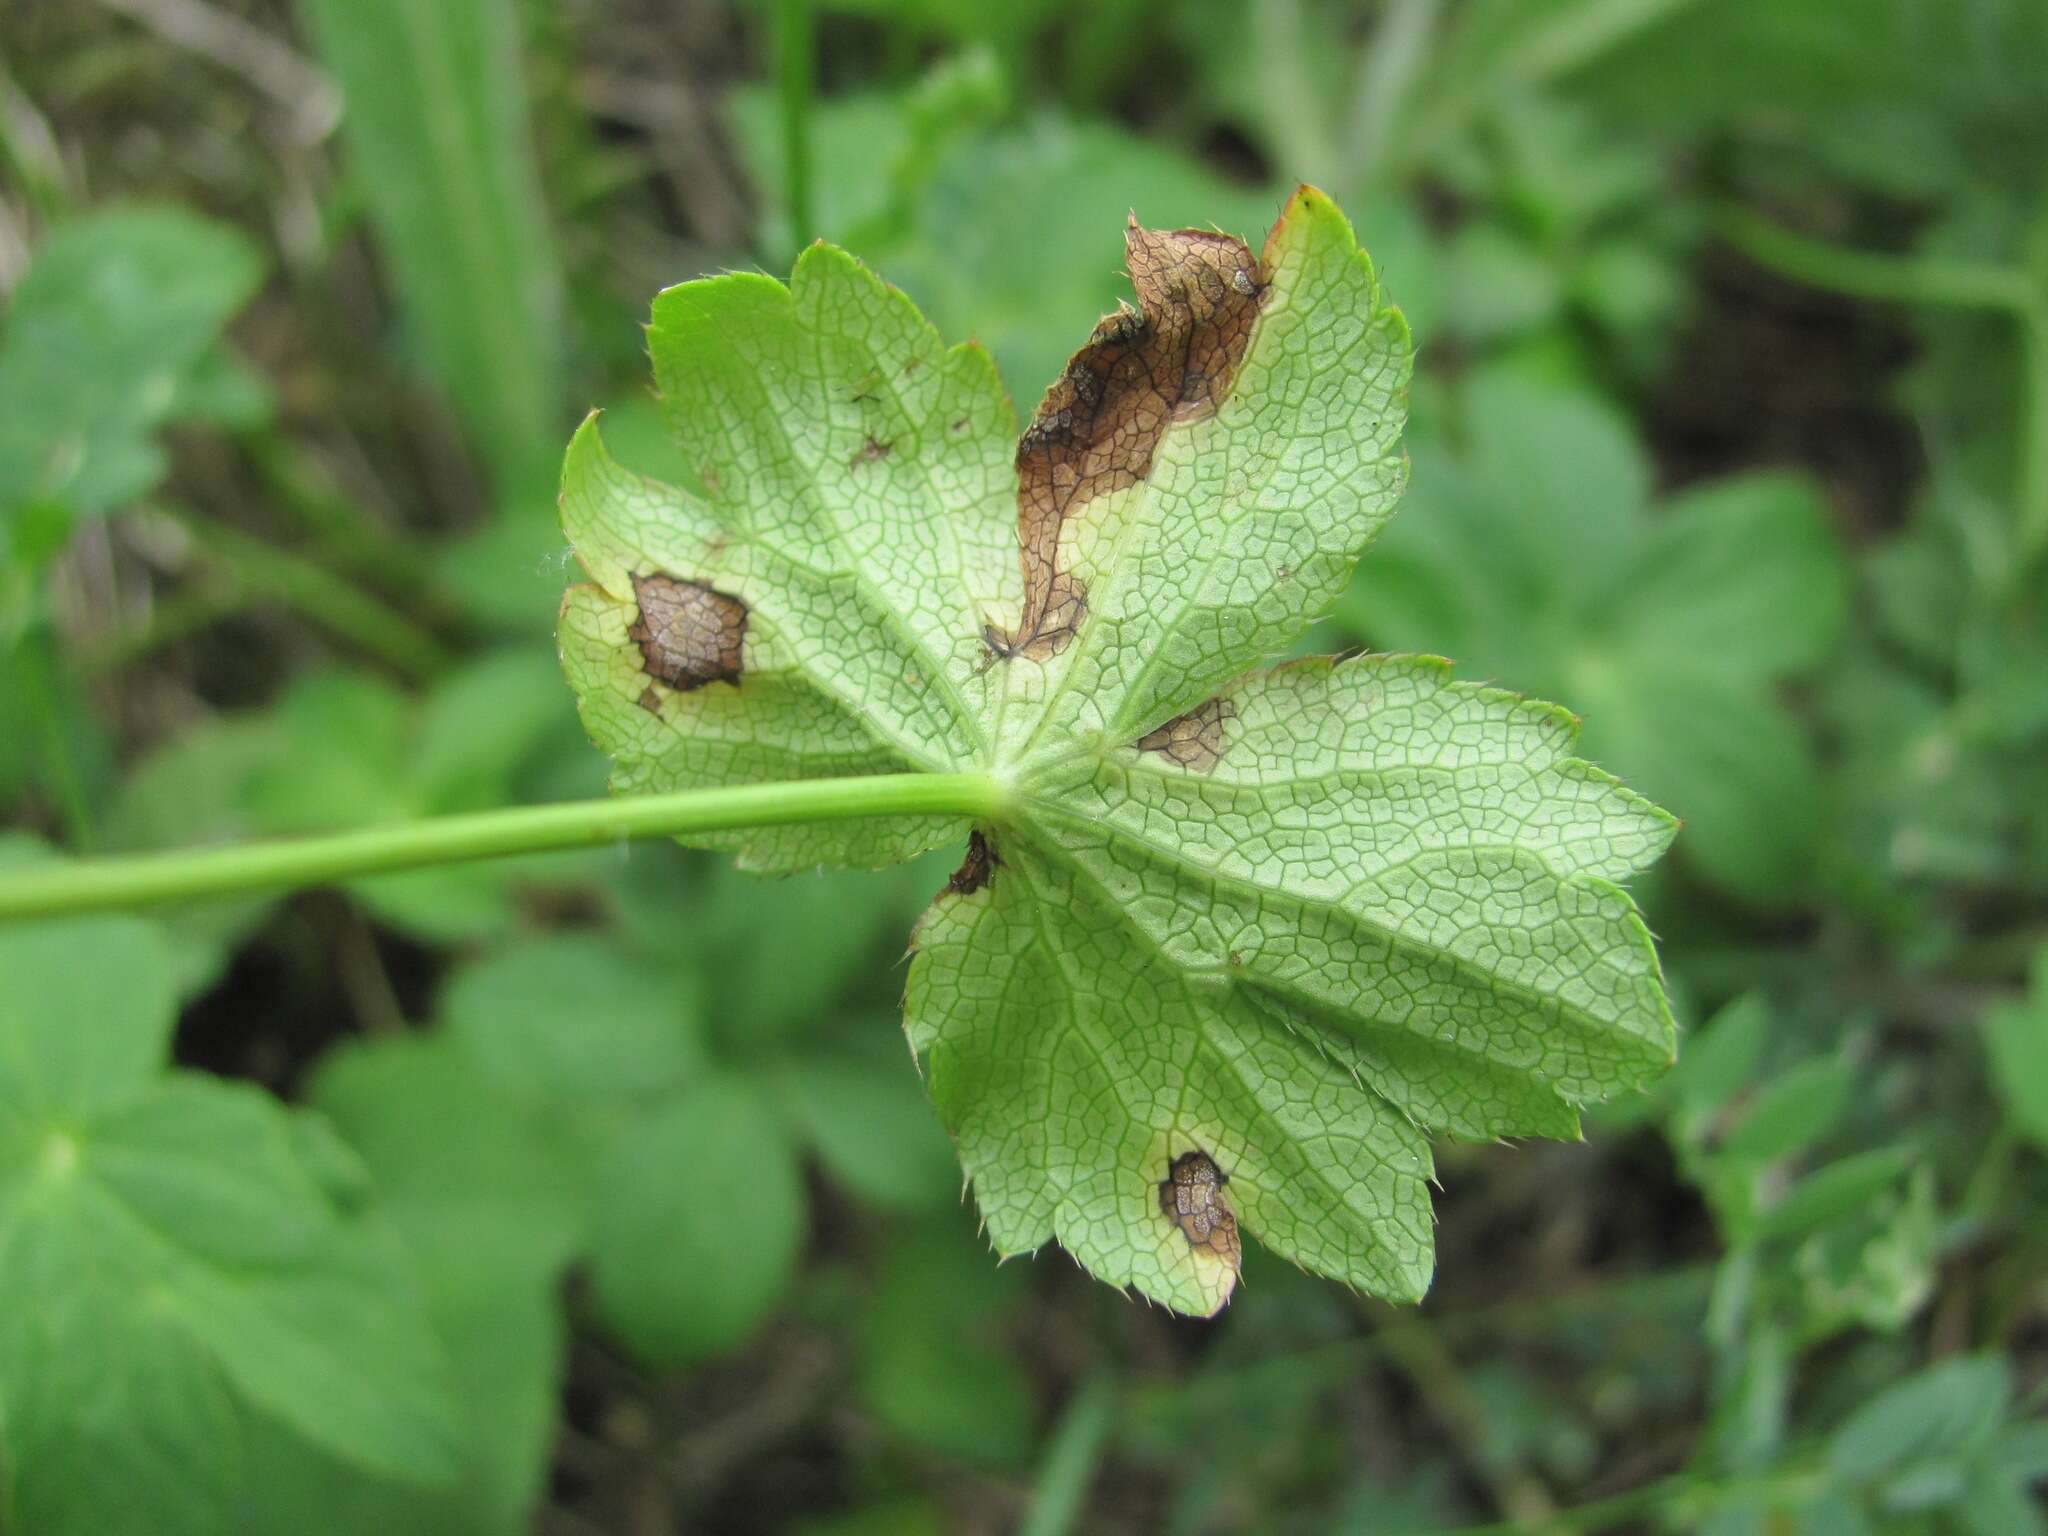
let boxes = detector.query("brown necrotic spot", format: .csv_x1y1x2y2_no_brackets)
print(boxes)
1134,695,1233,772
944,829,997,896
627,573,746,692
1159,1150,1242,1269
986,218,1266,661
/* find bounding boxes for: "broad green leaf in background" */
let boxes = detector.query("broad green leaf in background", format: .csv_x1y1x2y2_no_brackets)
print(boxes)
727,51,1009,262
302,1033,590,1536
0,206,266,583
857,1218,1034,1466
767,1037,960,1213
0,876,464,1536
588,1074,805,1365
557,189,1677,1313
440,931,706,1103
1663,992,1769,1146
1430,94,1693,376
1342,368,1848,903
1826,1354,2043,1531
310,917,910,1385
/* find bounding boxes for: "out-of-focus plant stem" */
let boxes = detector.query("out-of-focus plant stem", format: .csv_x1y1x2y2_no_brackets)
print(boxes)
774,0,815,256
1396,1464,1831,1536
155,504,453,680
1344,0,1441,194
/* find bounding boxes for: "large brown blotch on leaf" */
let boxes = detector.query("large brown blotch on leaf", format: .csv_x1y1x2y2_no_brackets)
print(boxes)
628,572,747,692
985,219,1265,660
1134,695,1233,772
1159,1149,1242,1272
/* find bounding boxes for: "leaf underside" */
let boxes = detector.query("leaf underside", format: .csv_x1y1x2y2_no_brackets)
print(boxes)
557,186,1677,1315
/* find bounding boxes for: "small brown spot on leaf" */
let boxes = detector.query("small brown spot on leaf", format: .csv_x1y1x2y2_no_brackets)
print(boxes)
950,418,968,434
1134,696,1232,772
944,830,997,896
1160,1150,1241,1269
627,573,746,692
987,219,1265,660
852,436,892,466
636,684,663,714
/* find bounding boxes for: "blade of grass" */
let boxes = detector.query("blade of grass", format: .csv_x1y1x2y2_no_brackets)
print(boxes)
295,0,564,493
1018,1375,1118,1536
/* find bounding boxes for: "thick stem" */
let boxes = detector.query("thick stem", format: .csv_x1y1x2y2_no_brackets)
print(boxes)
0,772,1006,923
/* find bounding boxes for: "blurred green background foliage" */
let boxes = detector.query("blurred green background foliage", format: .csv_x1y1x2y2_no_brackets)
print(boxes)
1,0,2046,1531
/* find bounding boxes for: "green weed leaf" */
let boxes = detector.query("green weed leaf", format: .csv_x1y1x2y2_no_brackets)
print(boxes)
0,206,264,543
0,893,465,1533
305,1033,588,1535
589,1075,805,1364
1345,368,1848,902
558,189,1676,1313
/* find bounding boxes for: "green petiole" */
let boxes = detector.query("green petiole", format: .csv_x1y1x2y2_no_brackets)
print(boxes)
0,772,1008,924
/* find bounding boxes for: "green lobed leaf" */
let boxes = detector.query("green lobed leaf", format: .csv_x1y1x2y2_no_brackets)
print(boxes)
0,205,266,532
768,1039,961,1213
557,188,1677,1313
0,1292,239,1536
587,1075,807,1364
304,1033,586,1535
0,1075,464,1489
1343,367,1846,904
439,932,706,1103
1827,1354,2012,1483
857,1218,1034,1466
0,902,176,1123
0,883,466,1525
